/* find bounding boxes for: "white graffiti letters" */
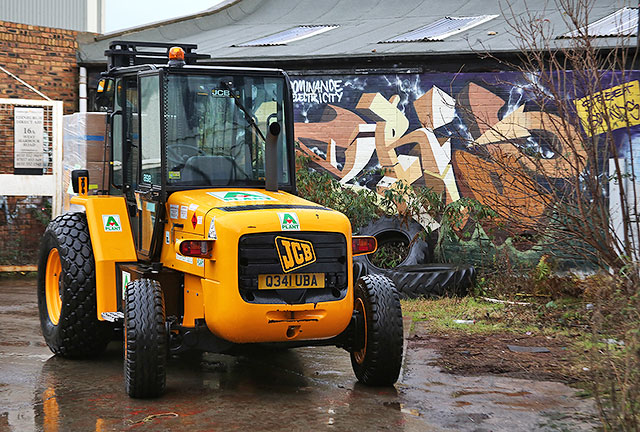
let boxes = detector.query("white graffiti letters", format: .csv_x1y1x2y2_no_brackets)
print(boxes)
292,79,344,104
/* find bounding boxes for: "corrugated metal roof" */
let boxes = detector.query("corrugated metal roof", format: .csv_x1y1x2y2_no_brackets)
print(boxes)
381,15,498,43
234,25,339,46
561,7,638,38
77,0,630,66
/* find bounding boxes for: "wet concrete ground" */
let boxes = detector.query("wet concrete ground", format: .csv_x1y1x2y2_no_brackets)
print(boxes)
0,276,597,431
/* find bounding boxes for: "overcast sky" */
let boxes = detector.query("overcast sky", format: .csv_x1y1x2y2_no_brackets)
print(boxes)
105,0,224,33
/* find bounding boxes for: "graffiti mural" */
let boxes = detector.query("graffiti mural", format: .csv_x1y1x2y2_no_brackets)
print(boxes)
292,72,640,250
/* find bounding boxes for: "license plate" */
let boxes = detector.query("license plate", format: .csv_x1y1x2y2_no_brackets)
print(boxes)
258,273,325,290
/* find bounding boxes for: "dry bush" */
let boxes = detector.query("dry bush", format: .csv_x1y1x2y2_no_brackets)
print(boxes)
585,274,640,430
476,1,640,428
459,0,640,282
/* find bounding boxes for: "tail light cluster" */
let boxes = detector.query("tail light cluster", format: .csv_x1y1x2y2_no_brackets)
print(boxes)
352,236,377,256
178,240,213,258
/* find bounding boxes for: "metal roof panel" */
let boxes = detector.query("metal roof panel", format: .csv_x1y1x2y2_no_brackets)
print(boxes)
234,25,339,46
561,7,638,38
381,15,498,42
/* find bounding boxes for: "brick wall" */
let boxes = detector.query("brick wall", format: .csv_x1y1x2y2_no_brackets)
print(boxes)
0,21,79,265
0,20,78,114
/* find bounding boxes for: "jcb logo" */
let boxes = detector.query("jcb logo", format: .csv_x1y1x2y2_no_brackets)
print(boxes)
211,89,231,97
275,236,316,273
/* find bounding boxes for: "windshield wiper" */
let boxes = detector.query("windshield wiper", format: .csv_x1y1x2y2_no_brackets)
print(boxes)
221,81,266,143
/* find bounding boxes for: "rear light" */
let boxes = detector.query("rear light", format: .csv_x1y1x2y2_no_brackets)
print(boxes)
178,240,213,258
352,236,377,256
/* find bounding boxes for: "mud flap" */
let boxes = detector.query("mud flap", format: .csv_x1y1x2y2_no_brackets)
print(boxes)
69,195,137,319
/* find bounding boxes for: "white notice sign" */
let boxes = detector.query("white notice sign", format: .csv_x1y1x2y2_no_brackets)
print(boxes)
14,107,44,169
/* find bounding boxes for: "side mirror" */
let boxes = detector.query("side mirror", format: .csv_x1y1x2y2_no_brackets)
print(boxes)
72,169,89,195
97,78,115,94
264,121,281,192
95,78,115,112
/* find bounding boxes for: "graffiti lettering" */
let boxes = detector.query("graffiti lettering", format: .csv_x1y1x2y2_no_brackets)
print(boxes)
579,82,635,109
292,79,344,104
575,80,640,136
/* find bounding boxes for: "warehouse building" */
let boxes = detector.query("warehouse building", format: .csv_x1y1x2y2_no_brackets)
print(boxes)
0,0,636,265
78,0,639,262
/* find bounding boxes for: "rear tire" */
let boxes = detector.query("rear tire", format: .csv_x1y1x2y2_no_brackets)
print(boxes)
385,264,477,299
124,278,167,398
354,216,433,274
36,212,110,357
350,274,403,386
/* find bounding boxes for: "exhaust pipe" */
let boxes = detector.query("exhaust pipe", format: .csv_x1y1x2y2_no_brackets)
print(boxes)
265,121,281,192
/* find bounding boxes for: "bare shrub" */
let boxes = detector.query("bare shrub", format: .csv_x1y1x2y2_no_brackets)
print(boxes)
470,1,640,428
459,0,640,284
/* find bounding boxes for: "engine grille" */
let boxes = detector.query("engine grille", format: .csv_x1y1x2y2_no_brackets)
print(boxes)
238,232,348,305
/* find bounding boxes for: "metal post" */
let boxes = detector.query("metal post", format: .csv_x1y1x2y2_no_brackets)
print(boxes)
79,67,87,113
52,100,64,217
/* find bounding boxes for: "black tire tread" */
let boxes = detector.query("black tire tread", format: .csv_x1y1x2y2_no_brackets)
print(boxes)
383,264,477,299
125,278,167,398
37,212,110,357
351,274,403,386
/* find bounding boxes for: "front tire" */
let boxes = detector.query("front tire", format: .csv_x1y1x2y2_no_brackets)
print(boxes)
124,278,167,398
350,274,403,386
37,212,110,357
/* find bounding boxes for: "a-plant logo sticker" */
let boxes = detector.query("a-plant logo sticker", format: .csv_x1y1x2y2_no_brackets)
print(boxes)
208,191,275,202
278,212,300,231
102,215,122,232
275,236,316,273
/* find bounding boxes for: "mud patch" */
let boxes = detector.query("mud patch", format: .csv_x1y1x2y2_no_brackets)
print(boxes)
408,330,579,383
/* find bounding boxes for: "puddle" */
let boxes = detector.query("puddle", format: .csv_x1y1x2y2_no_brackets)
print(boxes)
0,278,599,432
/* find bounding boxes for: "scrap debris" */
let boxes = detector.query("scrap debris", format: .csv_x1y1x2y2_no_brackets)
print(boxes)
507,345,551,353
482,297,531,306
128,412,179,425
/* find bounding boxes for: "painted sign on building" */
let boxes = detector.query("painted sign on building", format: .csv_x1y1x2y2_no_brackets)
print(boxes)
575,80,640,136
14,107,44,169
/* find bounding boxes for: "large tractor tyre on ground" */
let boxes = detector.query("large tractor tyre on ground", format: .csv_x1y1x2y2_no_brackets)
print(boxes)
354,216,433,276
124,278,167,398
384,264,477,299
350,274,403,386
37,212,111,357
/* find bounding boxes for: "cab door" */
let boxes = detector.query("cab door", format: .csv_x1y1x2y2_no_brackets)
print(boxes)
135,72,165,261
111,75,140,248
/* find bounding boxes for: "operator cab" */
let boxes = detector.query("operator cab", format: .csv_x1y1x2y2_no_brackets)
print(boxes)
96,42,296,259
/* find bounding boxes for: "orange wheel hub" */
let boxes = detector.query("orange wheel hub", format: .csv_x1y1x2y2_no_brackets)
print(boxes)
353,297,367,364
45,248,62,325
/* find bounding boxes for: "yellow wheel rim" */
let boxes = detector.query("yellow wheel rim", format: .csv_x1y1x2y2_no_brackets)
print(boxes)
353,297,367,365
45,248,62,325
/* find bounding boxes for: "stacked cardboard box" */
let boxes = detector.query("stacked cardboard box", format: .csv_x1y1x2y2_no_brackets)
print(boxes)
62,112,108,212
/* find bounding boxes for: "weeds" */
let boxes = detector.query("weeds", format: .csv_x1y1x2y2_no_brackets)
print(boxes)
296,152,495,264
583,274,640,431
369,240,409,269
295,152,379,230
